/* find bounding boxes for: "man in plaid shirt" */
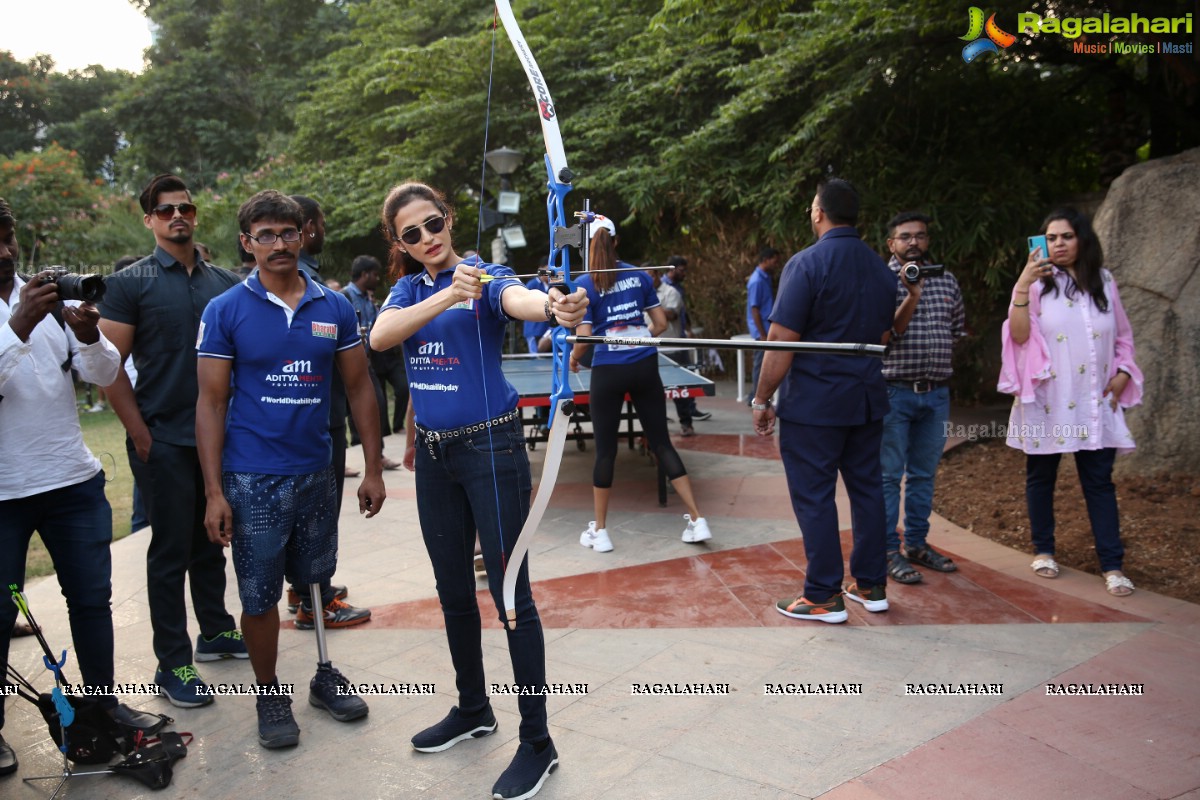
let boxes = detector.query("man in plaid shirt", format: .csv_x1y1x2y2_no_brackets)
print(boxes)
880,212,966,585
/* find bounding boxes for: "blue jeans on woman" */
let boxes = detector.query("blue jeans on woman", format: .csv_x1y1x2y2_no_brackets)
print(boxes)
881,384,950,554
1026,448,1124,572
414,417,548,744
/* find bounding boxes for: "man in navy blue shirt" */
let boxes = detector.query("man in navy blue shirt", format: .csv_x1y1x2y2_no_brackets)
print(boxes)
197,190,386,748
751,178,897,624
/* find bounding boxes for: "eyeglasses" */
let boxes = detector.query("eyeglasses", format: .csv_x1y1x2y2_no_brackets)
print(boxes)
151,202,197,220
892,233,930,243
396,215,448,246
243,229,302,245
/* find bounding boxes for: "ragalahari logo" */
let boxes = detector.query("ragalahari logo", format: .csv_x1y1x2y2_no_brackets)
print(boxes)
961,7,1017,63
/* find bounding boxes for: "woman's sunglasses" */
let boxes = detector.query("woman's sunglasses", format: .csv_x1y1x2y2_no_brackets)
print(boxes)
151,202,197,221
396,215,447,246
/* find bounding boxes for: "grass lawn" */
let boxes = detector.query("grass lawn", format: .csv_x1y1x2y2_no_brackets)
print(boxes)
25,395,136,580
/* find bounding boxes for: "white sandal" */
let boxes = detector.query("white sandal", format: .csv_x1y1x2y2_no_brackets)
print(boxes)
1104,573,1134,597
1031,557,1059,579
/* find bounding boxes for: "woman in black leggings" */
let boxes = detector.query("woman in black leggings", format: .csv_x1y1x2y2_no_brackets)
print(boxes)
570,222,711,553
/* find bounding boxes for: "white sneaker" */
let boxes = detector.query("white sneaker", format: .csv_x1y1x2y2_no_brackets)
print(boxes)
579,521,613,552
682,515,711,543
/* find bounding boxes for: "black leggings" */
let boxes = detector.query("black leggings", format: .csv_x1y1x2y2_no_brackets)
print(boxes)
589,353,687,488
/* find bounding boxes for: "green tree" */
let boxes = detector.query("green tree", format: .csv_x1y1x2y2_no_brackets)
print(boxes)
117,0,354,188
0,52,53,157
0,143,102,268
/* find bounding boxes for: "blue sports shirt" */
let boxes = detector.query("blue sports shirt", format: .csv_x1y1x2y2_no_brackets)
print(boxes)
197,270,361,475
746,265,775,339
380,260,522,430
579,266,661,367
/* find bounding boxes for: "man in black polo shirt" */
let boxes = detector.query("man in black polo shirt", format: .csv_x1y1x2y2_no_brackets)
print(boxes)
100,174,247,707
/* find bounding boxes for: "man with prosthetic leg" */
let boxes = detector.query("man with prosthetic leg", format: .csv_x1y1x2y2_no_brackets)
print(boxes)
196,191,386,748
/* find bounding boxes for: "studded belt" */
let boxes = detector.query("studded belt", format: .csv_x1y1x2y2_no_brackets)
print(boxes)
416,410,519,460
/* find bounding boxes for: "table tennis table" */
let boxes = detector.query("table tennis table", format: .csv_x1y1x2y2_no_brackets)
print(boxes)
501,352,716,504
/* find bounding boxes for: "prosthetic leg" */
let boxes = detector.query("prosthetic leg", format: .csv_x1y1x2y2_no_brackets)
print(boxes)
306,583,368,722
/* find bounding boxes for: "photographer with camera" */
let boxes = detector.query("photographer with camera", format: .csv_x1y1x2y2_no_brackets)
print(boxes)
0,197,160,777
879,211,966,586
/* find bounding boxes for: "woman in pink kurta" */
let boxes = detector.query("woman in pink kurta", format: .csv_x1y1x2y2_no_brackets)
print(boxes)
998,208,1142,596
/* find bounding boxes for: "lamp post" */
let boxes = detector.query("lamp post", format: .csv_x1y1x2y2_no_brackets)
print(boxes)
484,146,524,264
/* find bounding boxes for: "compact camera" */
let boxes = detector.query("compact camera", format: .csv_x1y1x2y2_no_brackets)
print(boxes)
900,262,945,284
43,267,106,303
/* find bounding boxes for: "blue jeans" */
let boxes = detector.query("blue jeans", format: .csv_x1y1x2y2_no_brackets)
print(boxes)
0,471,116,729
881,384,950,553
1026,448,1124,572
414,417,548,744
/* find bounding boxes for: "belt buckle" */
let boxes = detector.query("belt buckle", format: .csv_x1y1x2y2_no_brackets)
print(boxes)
913,380,931,394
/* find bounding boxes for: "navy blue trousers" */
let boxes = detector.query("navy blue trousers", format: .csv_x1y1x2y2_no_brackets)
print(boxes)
779,419,888,601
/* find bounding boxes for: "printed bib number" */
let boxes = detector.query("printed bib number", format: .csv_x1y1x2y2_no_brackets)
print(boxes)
606,324,650,352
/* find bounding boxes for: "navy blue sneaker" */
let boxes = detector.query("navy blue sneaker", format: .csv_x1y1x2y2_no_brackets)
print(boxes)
195,629,249,662
257,690,300,749
309,665,369,722
492,740,559,800
154,665,214,708
411,705,497,753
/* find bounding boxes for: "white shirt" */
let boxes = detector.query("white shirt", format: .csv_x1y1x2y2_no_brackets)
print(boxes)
0,276,122,500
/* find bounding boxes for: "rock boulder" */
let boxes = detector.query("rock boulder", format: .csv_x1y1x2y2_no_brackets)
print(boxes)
1093,146,1200,474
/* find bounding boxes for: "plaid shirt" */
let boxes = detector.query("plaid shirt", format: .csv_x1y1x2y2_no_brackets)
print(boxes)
882,255,966,382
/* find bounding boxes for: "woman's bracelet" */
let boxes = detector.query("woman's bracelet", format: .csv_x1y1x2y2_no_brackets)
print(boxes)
1011,300,1030,308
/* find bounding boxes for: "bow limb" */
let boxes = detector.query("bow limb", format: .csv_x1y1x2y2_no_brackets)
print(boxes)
495,0,576,629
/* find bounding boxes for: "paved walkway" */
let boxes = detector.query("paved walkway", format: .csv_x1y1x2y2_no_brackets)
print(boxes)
6,381,1198,799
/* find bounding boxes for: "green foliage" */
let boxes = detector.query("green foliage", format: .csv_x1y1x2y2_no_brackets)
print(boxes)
0,53,134,180
0,144,102,268
115,0,353,189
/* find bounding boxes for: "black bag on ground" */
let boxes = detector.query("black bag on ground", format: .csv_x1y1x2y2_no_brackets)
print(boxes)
110,731,191,790
36,693,129,764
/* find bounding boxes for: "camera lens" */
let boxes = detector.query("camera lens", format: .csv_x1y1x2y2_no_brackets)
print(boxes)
56,273,107,303
901,263,921,284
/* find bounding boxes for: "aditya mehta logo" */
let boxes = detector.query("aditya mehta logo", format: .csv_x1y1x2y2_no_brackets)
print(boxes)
960,7,1017,63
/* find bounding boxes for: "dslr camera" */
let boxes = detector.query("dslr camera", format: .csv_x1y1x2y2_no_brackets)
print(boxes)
42,267,107,303
900,262,945,284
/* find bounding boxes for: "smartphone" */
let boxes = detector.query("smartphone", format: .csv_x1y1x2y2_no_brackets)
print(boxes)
1027,235,1049,260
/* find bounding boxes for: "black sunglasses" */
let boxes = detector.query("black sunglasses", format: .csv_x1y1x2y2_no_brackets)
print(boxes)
396,215,447,246
151,202,197,221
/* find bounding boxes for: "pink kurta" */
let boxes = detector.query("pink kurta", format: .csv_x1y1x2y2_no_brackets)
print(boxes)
999,268,1142,454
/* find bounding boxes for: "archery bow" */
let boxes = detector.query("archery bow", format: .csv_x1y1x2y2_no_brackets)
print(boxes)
494,0,582,629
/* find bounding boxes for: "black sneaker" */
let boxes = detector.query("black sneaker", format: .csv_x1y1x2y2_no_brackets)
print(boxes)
256,690,300,749
492,740,559,800
692,410,713,421
309,665,369,722
411,705,497,753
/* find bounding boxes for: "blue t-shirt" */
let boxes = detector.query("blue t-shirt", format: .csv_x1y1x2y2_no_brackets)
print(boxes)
769,228,896,426
522,277,551,341
746,265,774,339
579,265,661,367
197,270,361,475
380,260,522,430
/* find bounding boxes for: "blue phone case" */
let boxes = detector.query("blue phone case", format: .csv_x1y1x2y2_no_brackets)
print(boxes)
1028,235,1048,259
